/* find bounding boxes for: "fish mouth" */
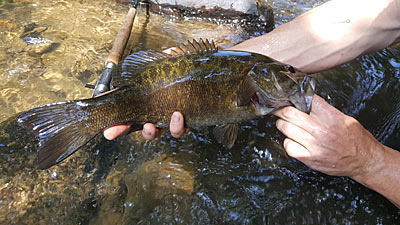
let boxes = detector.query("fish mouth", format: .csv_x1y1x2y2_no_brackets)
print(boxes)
251,91,291,116
251,89,277,107
251,76,315,115
288,76,315,113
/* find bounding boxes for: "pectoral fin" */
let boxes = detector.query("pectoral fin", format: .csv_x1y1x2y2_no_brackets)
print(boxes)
213,123,239,149
237,76,258,106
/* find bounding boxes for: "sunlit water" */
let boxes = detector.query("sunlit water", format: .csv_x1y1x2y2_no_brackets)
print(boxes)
1,0,400,224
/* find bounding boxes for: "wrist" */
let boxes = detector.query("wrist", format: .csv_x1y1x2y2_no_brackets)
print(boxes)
350,141,386,184
350,144,400,207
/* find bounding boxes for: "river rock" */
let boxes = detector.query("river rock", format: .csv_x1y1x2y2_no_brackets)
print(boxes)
148,0,275,33
151,0,258,14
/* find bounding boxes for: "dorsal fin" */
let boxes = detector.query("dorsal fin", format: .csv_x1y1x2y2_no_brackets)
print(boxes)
111,39,218,88
112,50,170,88
175,38,218,55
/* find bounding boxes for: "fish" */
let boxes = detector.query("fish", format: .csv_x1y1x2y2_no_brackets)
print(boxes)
17,39,315,169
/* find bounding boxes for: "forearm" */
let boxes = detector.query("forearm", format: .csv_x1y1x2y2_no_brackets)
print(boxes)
352,145,400,208
229,0,400,73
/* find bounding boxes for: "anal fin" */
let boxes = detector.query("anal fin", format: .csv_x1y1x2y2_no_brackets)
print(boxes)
213,123,239,149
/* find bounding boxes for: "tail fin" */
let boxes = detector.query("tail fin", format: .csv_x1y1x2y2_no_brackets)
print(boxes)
17,100,99,169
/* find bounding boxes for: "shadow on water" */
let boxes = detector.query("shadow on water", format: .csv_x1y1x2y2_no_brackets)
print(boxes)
1,0,400,224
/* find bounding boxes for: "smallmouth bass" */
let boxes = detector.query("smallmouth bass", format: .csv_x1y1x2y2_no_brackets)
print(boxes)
17,39,315,169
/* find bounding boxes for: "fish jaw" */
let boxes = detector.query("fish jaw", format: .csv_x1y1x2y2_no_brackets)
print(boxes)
289,76,315,113
251,91,287,116
250,75,316,116
254,103,275,116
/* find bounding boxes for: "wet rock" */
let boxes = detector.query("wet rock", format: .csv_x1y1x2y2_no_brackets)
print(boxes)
20,23,61,55
152,0,258,14
148,0,275,33
20,24,49,45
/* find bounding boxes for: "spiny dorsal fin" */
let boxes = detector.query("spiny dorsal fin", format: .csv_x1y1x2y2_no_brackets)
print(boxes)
175,38,218,55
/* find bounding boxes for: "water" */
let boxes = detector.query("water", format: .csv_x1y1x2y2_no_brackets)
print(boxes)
1,0,400,224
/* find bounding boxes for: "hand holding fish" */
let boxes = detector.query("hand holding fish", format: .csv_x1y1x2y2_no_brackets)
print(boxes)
103,112,186,140
273,95,400,208
273,95,384,177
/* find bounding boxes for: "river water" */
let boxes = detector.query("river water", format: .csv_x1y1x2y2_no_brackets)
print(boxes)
0,0,399,224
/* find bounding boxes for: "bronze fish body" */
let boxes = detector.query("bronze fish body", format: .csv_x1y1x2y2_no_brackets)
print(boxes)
17,39,315,169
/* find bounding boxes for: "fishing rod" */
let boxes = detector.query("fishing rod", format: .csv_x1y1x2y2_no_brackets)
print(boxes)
90,0,149,97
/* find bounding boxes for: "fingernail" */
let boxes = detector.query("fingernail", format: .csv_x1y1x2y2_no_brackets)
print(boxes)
172,113,180,123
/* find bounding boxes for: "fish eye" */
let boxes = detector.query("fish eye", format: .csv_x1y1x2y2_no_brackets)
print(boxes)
287,65,296,73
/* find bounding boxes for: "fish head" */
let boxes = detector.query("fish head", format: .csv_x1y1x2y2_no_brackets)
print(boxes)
247,62,315,115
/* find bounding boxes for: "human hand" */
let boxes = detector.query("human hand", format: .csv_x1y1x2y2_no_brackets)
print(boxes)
272,94,385,179
103,112,187,140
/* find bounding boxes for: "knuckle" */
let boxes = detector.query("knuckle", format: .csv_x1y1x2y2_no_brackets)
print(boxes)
280,122,289,133
277,119,290,134
281,106,297,119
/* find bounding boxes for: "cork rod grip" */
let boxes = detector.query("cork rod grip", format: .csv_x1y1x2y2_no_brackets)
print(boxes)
106,7,137,65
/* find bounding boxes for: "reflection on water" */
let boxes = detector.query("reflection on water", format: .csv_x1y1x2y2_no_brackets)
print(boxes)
1,0,400,224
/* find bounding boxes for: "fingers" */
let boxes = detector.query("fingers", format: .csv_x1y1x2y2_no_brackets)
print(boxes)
142,123,163,140
103,123,131,140
308,95,347,127
273,106,325,137
104,112,187,141
276,119,315,148
169,112,186,138
308,94,336,117
283,138,311,159
104,123,163,140
142,112,186,139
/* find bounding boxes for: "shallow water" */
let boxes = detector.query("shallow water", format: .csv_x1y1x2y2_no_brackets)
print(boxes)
1,0,400,224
